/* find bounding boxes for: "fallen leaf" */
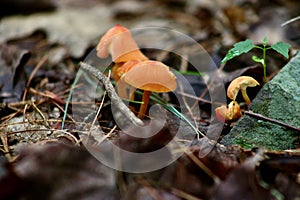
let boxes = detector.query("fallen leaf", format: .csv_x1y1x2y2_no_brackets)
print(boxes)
7,143,120,200
0,43,30,102
0,5,114,58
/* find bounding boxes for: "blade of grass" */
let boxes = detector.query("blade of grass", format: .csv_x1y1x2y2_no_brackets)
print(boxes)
61,70,83,130
149,92,205,138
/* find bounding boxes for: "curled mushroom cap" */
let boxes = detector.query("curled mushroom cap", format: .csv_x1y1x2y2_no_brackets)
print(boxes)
96,25,148,63
227,76,259,106
215,101,242,122
123,60,177,92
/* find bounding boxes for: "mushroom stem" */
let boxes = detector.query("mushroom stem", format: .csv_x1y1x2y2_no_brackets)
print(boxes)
116,79,128,100
129,86,135,102
241,88,251,107
138,90,151,119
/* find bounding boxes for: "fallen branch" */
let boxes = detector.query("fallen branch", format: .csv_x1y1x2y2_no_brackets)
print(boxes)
79,62,144,126
244,110,300,133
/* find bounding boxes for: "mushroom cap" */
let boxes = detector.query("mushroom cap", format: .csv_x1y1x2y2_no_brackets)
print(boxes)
112,60,140,81
96,25,148,63
215,101,242,122
215,105,227,122
227,76,260,100
122,60,177,93
226,100,242,121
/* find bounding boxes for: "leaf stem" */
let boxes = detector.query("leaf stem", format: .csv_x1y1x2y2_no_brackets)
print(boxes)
262,44,267,83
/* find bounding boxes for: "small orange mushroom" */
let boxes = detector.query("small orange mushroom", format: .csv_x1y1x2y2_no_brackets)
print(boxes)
96,25,177,119
115,60,141,100
215,101,242,123
120,60,177,118
227,76,259,107
96,25,148,64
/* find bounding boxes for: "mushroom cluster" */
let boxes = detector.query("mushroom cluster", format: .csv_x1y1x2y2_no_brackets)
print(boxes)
96,25,177,118
215,76,259,123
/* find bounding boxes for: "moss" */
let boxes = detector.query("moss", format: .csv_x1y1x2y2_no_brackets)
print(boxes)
230,122,297,150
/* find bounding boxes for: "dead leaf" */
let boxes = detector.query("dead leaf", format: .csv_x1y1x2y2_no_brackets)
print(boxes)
0,6,114,58
211,150,271,200
0,43,29,102
6,143,120,200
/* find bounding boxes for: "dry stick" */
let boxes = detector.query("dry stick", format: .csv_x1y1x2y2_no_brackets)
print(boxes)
185,148,220,184
0,133,12,161
31,101,50,128
244,111,300,133
97,125,117,145
281,15,300,26
79,62,144,126
178,83,200,139
22,55,48,101
51,101,76,124
171,188,203,200
190,62,227,111
177,91,223,105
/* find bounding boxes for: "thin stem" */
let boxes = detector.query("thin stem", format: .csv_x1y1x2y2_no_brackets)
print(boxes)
254,45,263,50
241,88,251,107
138,91,151,119
254,44,268,83
62,70,82,130
262,45,267,83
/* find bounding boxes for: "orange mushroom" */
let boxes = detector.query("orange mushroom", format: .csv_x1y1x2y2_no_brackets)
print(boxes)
120,60,177,118
96,25,148,64
96,25,176,119
227,76,259,107
114,60,141,100
215,100,242,123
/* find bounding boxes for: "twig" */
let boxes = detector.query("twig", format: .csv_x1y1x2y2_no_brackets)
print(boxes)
190,62,227,111
178,91,225,107
178,83,200,139
22,55,48,101
79,62,144,126
171,188,204,200
281,15,300,27
31,101,50,128
97,125,117,145
0,133,12,161
184,148,220,184
244,110,300,133
90,70,110,129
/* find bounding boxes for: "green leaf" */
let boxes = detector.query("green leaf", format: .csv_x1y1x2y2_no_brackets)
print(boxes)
271,42,291,59
262,37,268,46
252,55,264,65
221,39,254,63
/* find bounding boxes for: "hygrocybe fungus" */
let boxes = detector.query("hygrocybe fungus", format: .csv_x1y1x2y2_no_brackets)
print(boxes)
96,25,177,119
